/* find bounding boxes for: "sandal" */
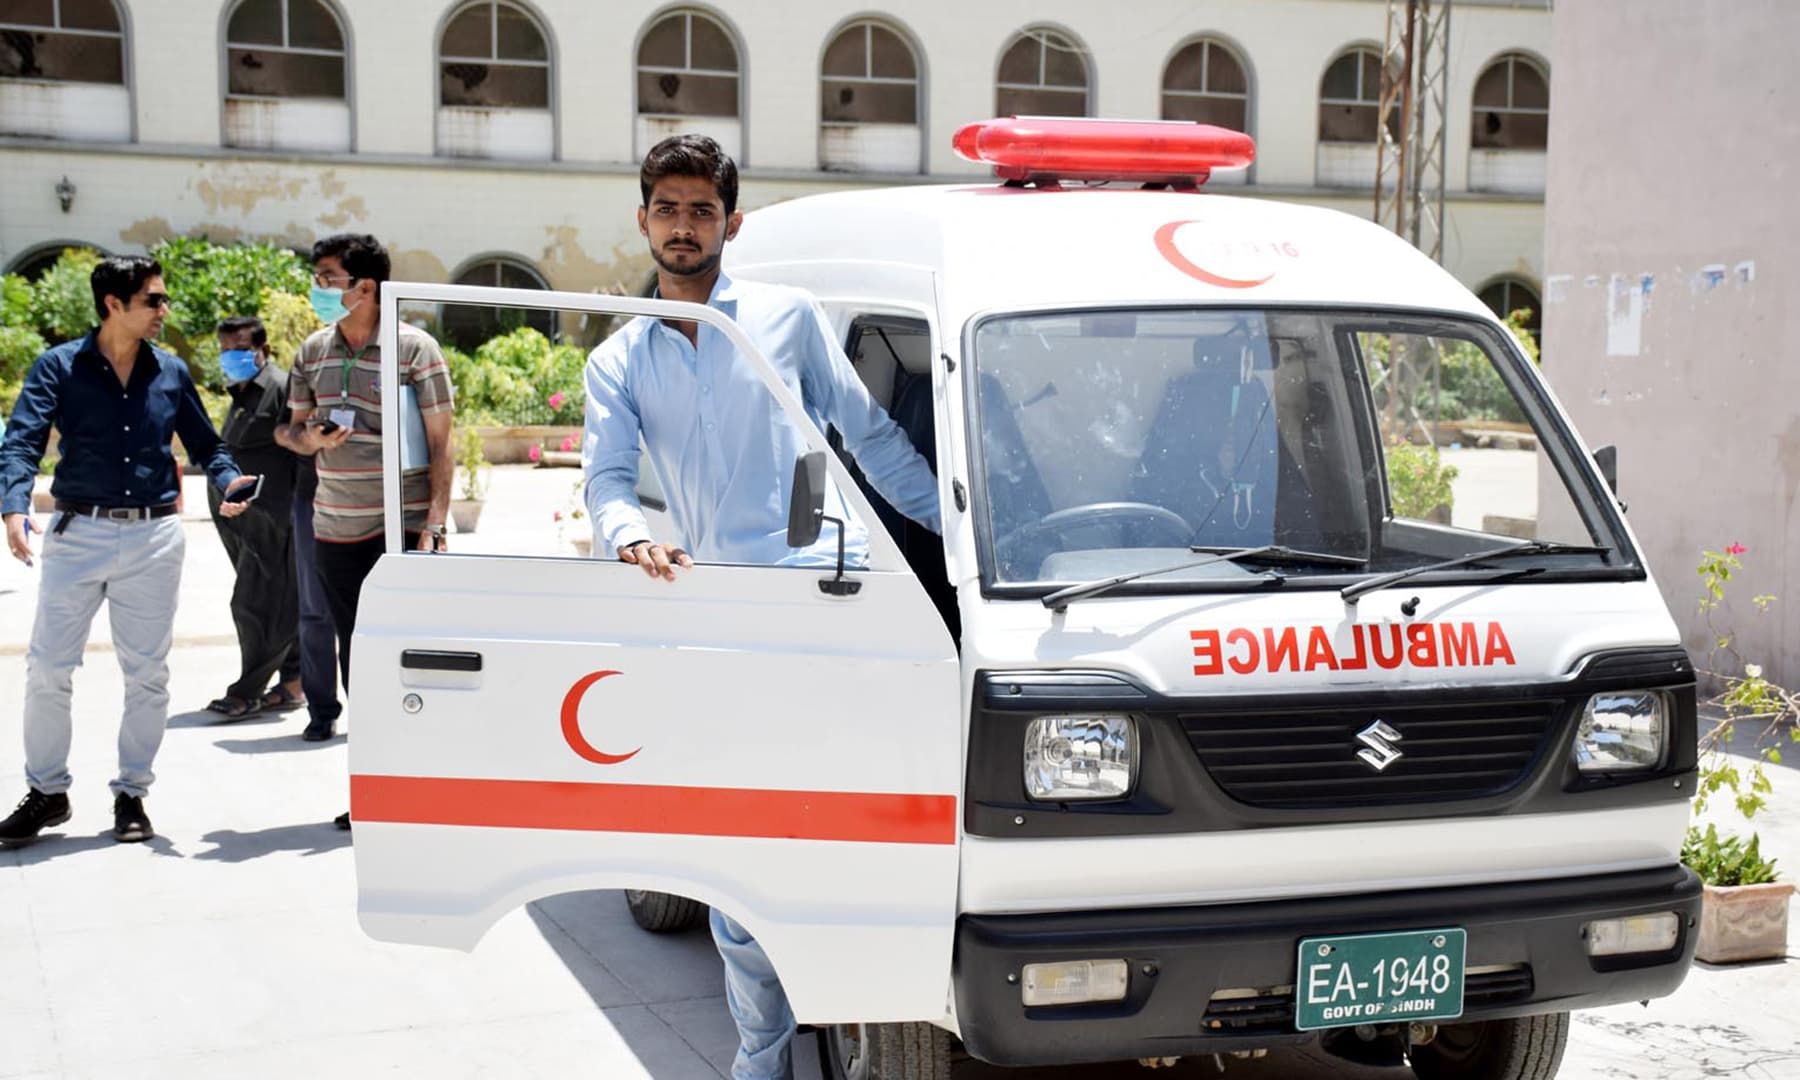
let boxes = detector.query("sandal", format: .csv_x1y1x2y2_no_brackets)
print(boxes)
260,686,306,713
207,695,261,720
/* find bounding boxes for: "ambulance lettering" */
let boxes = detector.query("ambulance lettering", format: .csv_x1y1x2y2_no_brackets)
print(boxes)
1190,622,1517,676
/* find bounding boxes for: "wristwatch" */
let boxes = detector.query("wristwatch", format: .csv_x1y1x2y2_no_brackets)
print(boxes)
424,523,447,538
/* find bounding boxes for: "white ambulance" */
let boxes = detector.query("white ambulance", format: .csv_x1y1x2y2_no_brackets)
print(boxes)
353,119,1700,1079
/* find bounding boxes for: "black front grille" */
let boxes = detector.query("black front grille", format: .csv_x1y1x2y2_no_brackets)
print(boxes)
1182,698,1560,809
1199,966,1533,1035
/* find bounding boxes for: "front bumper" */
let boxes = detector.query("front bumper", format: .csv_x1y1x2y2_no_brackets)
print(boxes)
953,864,1701,1067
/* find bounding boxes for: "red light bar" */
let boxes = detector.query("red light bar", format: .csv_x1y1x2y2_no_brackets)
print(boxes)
952,117,1255,186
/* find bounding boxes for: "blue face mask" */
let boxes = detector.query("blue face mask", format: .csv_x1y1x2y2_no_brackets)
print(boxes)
309,284,356,324
219,349,261,383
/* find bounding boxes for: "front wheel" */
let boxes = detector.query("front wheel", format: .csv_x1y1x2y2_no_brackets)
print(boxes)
1410,1011,1570,1080
623,889,708,933
818,1022,952,1080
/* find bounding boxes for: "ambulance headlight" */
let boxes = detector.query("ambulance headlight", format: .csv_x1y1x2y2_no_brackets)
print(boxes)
1573,692,1667,773
1024,716,1137,800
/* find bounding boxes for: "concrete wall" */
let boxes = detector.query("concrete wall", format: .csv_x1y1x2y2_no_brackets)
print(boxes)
2,0,1550,299
1542,0,1800,684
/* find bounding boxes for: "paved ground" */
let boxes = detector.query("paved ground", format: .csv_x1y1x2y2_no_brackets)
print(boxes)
1,465,1794,1078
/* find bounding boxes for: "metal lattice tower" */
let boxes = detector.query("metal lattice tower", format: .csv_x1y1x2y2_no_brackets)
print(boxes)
1374,0,1452,263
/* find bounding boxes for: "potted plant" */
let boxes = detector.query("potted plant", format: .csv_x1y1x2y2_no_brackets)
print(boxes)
1683,543,1797,963
554,477,591,557
1684,824,1790,963
451,429,488,534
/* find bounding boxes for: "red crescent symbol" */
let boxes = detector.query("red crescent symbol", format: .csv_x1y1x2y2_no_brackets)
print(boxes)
561,670,641,765
1154,220,1276,289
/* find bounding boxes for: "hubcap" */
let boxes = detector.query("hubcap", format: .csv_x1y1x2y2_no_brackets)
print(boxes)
828,1024,868,1080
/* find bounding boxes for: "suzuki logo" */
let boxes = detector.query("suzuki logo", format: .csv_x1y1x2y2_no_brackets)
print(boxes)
1355,719,1405,772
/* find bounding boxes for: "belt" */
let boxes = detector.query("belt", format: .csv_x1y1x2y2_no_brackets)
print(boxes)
53,500,179,522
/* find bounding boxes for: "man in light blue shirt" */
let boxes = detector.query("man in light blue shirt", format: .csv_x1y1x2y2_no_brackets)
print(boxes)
581,136,940,1079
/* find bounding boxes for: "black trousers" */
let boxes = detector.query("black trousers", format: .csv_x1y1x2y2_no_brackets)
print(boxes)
207,491,301,701
314,532,419,691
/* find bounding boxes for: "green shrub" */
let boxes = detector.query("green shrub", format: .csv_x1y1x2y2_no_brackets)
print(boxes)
148,237,310,383
29,247,102,343
1682,824,1780,887
0,324,49,416
448,327,585,426
258,287,322,370
1384,438,1458,519
2,272,32,326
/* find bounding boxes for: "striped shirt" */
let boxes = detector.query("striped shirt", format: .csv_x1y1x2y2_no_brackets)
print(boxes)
289,321,454,543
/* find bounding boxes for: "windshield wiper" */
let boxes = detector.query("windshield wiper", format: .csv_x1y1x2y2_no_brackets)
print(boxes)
1042,545,1362,612
1339,539,1610,604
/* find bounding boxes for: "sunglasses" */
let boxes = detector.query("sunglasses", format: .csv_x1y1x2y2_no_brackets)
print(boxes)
135,292,171,310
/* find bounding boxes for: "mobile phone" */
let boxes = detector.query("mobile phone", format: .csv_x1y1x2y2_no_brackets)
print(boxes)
223,475,264,504
307,417,342,435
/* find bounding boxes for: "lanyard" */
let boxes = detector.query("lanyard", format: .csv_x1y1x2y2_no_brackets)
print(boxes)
338,341,371,407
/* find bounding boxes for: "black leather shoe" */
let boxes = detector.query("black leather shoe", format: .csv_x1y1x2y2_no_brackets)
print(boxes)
113,793,153,843
334,811,351,831
0,789,71,848
302,716,336,742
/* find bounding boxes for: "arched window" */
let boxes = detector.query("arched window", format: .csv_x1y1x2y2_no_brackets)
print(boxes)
438,1,554,160
5,241,106,281
1162,38,1248,131
635,8,742,161
1478,277,1542,338
1,0,129,141
1318,47,1391,143
442,256,555,352
1316,46,1397,188
1162,36,1250,185
996,28,1089,118
1469,53,1549,194
223,0,350,151
442,255,554,350
1472,53,1548,150
820,19,921,174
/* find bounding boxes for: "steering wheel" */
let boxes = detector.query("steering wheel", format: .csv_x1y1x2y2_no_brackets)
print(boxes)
996,501,1193,556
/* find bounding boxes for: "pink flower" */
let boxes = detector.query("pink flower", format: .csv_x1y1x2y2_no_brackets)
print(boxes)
1727,542,1747,556
560,435,576,453
552,510,563,522
528,444,542,462
547,391,566,410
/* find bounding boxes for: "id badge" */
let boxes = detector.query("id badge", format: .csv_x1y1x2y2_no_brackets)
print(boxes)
329,408,357,431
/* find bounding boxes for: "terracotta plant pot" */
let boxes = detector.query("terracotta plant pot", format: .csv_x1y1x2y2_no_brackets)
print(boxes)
449,498,485,535
569,536,593,558
1695,880,1794,964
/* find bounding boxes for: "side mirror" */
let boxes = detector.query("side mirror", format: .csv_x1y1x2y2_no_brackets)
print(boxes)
1593,444,1619,495
786,450,827,548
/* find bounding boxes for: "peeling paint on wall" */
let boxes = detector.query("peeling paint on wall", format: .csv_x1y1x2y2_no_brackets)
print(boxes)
389,247,449,284
1605,273,1644,356
118,216,177,246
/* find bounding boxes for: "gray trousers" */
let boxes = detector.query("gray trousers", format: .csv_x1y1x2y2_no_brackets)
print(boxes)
23,513,185,798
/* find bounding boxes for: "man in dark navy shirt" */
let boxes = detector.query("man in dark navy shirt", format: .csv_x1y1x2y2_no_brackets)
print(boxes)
0,255,257,847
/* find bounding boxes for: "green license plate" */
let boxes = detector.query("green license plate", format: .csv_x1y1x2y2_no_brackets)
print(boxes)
1294,928,1466,1031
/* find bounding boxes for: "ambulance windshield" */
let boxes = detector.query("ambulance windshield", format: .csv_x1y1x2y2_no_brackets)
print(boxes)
967,308,1630,592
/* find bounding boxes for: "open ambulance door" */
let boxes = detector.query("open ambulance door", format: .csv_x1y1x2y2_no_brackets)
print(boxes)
349,283,962,1024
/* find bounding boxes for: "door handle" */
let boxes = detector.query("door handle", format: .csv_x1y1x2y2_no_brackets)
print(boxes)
401,649,483,673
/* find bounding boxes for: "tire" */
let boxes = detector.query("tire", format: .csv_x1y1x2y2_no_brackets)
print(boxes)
623,889,708,933
818,1021,952,1080
1410,1011,1570,1080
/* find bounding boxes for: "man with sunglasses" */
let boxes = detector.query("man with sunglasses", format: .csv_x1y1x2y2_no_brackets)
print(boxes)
0,254,257,847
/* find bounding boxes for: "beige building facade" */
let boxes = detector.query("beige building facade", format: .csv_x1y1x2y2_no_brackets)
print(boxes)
2,0,1550,315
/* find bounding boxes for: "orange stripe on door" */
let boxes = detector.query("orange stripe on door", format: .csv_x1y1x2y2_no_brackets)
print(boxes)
350,775,958,845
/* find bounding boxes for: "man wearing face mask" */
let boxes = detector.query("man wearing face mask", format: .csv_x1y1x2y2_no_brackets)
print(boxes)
276,234,454,826
201,316,303,721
